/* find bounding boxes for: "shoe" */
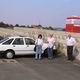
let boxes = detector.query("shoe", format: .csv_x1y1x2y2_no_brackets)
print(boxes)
39,58,41,60
35,58,38,60
48,57,53,60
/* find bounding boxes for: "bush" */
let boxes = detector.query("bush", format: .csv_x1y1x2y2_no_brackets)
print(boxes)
54,42,64,55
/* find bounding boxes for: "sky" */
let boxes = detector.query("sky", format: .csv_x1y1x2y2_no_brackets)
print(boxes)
0,0,80,28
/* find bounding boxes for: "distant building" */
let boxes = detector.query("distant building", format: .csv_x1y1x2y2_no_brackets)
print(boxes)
31,25,42,29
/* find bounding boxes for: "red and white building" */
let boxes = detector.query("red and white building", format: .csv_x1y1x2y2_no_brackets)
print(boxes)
66,16,80,33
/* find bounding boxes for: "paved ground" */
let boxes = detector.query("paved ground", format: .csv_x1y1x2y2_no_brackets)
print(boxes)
0,55,80,80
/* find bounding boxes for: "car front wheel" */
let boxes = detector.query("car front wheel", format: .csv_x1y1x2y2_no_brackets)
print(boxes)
5,50,15,59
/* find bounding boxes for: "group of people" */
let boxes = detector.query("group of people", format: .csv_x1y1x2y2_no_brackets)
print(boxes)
35,34,76,61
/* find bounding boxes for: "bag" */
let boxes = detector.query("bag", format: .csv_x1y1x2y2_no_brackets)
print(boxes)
34,45,37,52
53,45,56,50
34,39,38,52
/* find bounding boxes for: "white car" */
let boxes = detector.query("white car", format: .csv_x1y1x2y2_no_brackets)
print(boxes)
0,36,48,59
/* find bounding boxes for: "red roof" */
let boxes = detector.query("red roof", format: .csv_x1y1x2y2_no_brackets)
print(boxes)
67,16,80,19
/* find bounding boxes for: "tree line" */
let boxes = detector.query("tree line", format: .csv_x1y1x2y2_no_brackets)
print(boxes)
0,21,65,31
0,22,14,29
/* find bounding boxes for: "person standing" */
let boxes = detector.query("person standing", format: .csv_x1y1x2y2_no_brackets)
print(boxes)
47,34,55,59
66,34,76,61
35,34,43,60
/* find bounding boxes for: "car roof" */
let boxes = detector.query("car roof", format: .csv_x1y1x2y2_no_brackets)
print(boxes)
8,36,34,40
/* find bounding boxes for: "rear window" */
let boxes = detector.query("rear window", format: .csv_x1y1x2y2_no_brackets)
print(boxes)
2,38,14,45
0,37,9,43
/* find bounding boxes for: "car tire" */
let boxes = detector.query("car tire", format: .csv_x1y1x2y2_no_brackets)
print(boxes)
5,50,15,59
43,48,48,57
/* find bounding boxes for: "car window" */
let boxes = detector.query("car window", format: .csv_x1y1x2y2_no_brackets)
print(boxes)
2,38,14,45
12,38,24,45
25,38,35,45
0,37,9,43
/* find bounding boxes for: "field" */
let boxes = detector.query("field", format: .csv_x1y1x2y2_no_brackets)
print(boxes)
0,27,80,60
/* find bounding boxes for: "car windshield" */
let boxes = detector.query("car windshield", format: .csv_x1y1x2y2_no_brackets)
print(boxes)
0,37,9,43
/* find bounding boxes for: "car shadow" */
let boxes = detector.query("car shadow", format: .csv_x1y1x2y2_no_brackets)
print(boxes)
15,54,35,59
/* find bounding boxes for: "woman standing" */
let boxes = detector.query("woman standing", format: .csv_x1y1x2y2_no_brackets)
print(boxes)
35,34,43,60
47,34,55,59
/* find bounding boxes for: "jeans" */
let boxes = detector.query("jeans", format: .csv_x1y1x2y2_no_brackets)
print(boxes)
35,45,42,59
47,47,53,59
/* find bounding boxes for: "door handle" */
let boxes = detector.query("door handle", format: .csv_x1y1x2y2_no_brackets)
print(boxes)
27,45,29,47
13,45,15,47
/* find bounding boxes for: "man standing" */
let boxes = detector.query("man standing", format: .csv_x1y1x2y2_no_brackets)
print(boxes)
66,34,76,61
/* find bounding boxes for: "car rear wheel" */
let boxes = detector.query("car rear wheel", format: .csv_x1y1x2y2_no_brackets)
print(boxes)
5,50,15,59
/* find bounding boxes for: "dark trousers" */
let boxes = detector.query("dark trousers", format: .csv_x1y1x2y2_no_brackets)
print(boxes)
47,47,53,59
67,46,74,61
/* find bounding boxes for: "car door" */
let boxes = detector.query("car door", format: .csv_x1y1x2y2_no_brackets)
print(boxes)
24,38,35,54
12,38,26,55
